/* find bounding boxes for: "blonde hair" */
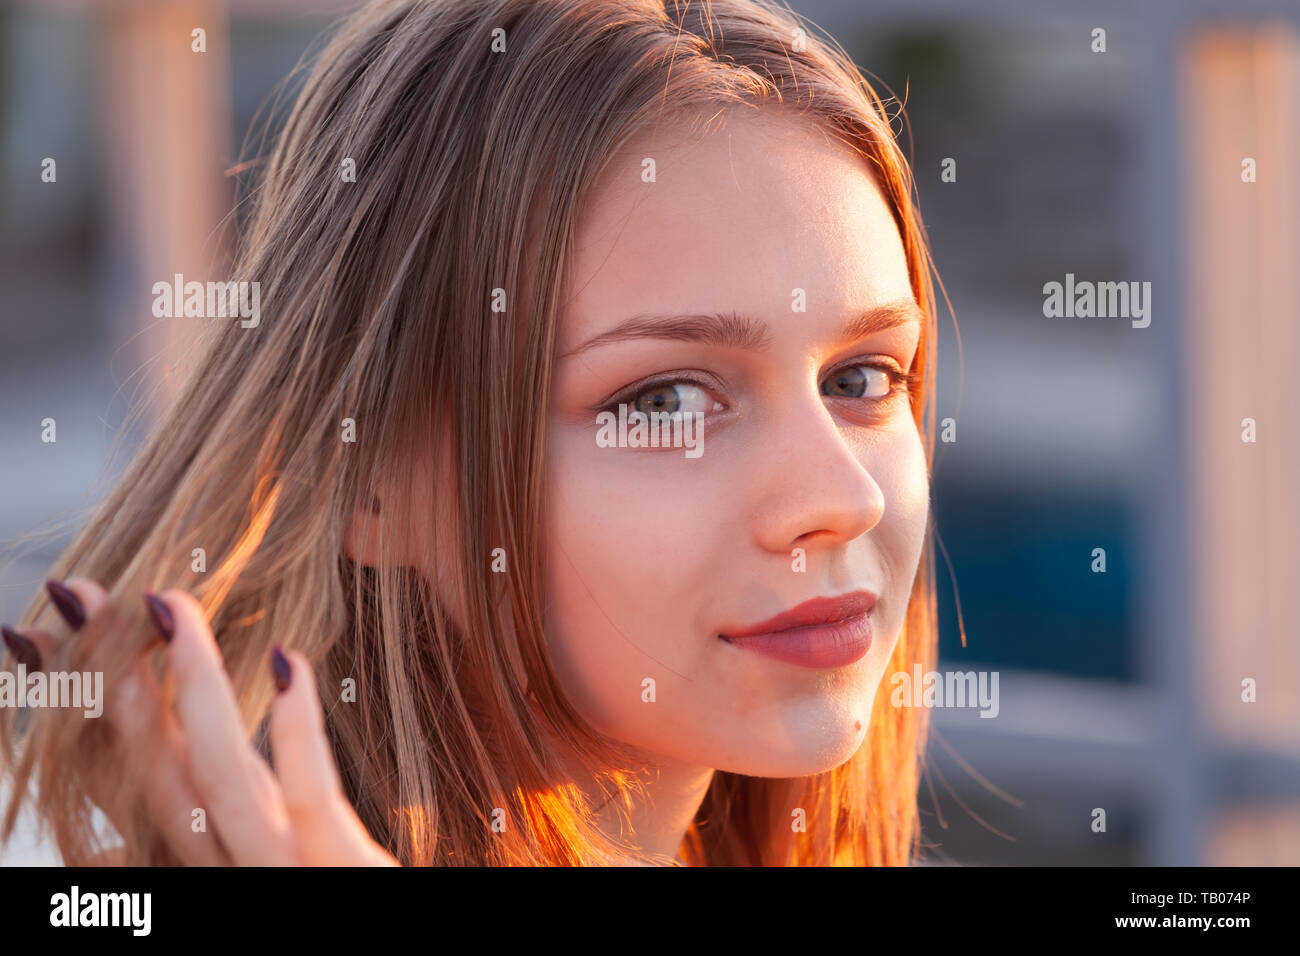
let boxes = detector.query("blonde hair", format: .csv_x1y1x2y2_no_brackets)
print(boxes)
2,0,941,866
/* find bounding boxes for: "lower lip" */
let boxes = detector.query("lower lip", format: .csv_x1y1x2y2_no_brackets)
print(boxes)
720,613,873,669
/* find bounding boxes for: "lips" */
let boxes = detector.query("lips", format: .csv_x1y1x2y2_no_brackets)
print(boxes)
718,590,878,669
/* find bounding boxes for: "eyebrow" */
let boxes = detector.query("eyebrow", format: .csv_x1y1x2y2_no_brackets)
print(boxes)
558,299,924,361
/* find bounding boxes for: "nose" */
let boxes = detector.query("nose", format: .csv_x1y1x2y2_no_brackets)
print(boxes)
748,398,886,555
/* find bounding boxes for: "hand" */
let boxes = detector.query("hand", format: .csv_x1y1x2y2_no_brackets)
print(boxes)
4,578,399,866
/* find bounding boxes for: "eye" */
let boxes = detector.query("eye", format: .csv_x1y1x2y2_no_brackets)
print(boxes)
600,377,726,417
630,382,717,416
820,360,918,404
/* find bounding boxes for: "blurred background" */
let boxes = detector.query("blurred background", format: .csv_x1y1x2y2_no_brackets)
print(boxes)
1,0,1297,865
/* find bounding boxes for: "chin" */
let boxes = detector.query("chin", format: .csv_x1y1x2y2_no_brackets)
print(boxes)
714,736,866,779
710,695,876,778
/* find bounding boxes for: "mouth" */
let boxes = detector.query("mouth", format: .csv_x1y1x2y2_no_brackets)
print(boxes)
717,590,877,669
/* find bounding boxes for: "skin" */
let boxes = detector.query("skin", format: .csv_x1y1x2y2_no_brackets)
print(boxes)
12,579,396,866
6,106,927,866
542,106,929,859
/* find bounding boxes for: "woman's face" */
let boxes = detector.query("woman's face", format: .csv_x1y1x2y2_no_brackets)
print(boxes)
542,107,929,778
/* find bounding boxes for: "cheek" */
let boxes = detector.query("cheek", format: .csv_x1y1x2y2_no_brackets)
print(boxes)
862,422,930,638
539,431,725,736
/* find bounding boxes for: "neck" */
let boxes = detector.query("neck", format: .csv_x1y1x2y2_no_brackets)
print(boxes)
570,745,715,865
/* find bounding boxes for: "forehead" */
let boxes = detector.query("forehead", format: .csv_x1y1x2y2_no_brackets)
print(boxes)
562,107,913,348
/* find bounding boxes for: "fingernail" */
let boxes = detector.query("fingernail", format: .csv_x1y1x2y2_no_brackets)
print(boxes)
45,578,86,630
270,644,292,693
2,626,41,670
143,592,174,643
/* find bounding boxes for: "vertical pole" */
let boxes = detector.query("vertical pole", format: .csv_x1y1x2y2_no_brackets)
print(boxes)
1137,1,1204,866
97,0,233,427
1182,22,1300,865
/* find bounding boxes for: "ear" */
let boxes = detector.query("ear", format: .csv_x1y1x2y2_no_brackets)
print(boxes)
344,433,464,623
344,490,422,567
343,492,382,566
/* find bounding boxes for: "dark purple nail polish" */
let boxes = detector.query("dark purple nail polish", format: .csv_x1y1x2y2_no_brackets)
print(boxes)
270,644,292,693
2,626,41,670
143,593,174,643
45,578,86,630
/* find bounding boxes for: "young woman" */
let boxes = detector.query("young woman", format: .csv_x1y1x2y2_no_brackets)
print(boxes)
1,0,943,866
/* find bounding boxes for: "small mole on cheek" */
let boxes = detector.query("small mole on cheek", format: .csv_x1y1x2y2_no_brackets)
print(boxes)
854,719,862,732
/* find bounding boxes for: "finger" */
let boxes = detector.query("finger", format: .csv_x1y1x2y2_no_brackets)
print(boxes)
46,576,91,632
63,578,233,864
4,576,102,665
268,648,394,865
33,575,143,667
30,578,230,865
2,625,45,670
112,638,232,866
159,588,296,865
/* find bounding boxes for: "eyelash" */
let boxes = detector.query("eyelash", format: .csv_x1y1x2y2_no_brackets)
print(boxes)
595,360,921,416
